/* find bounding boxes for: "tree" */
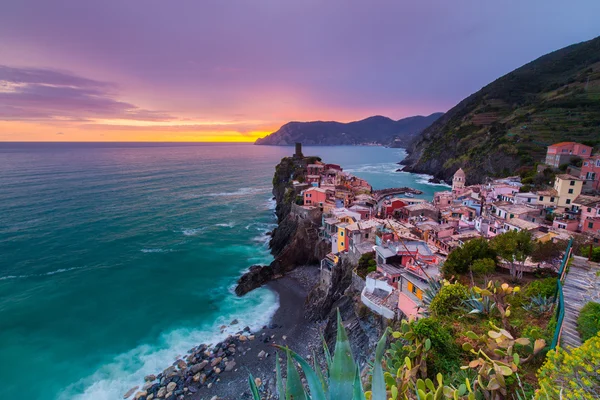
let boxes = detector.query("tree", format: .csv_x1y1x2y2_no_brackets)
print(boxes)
469,258,496,285
531,240,567,263
491,231,533,279
356,252,376,278
442,238,496,277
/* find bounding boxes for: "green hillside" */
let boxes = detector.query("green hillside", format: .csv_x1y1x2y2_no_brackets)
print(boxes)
402,36,600,183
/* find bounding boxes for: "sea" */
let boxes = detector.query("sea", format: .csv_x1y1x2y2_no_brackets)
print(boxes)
0,143,449,400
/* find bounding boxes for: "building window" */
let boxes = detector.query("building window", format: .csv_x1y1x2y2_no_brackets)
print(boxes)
365,233,369,239
570,181,575,186
589,222,594,229
584,162,589,166
568,189,574,194
588,208,592,212
596,160,600,167
340,231,344,236
539,196,543,201
340,241,344,247
527,198,531,203
566,199,571,205
550,197,555,202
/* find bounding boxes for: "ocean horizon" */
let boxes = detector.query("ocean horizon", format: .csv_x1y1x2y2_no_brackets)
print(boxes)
0,143,449,399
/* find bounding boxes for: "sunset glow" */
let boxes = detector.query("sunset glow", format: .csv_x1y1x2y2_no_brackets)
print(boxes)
1,0,599,142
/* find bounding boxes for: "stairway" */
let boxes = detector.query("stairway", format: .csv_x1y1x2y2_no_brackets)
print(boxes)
560,256,600,348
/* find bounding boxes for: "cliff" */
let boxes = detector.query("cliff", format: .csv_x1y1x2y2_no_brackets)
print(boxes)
235,156,328,296
402,36,600,184
255,114,442,147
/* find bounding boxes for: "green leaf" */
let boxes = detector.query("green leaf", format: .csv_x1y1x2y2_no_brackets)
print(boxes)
329,310,356,400
416,379,425,392
312,350,328,396
425,378,435,391
465,331,479,340
462,342,473,352
497,365,513,376
513,353,520,366
284,348,327,400
275,351,285,398
286,348,307,400
248,374,261,400
425,338,431,351
371,328,387,400
352,365,367,400
458,384,466,395
322,335,333,369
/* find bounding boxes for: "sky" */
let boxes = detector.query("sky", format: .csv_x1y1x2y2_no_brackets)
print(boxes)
1,0,599,142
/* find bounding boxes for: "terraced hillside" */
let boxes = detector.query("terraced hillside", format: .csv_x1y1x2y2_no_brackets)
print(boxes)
402,36,600,184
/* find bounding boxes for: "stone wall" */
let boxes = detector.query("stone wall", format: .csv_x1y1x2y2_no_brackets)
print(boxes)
291,203,322,222
351,270,366,293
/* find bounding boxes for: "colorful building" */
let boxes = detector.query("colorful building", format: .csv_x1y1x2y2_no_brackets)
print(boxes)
452,168,466,195
545,142,592,168
553,174,583,207
303,187,331,207
579,155,600,192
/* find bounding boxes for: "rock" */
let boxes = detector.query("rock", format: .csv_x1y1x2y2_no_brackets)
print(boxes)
190,360,208,374
156,387,166,398
230,319,238,325
258,350,266,359
192,373,201,382
234,265,274,296
225,361,236,371
254,377,262,387
165,392,173,399
134,391,147,400
211,357,222,367
282,335,287,340
214,367,221,374
166,382,177,392
163,366,177,378
175,359,187,370
147,395,154,400
207,383,213,389
244,326,251,332
144,374,156,382
124,386,139,399
210,396,218,400
239,335,247,342
142,382,153,391
248,335,255,340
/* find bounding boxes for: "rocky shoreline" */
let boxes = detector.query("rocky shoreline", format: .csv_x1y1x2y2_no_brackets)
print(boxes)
124,267,323,400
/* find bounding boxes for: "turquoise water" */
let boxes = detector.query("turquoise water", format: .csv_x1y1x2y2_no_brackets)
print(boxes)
0,143,448,399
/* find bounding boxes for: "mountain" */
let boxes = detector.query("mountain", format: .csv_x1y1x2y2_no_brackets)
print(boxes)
402,36,600,184
254,113,442,146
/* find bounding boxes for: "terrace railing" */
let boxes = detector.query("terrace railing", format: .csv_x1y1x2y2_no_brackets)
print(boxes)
549,237,573,350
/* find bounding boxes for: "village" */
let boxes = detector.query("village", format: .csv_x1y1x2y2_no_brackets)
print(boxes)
287,142,600,320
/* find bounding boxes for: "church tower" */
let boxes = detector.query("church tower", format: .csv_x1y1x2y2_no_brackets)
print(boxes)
452,168,466,195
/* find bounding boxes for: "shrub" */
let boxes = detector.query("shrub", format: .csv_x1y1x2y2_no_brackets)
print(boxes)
412,318,461,376
356,252,376,278
524,277,557,299
429,282,468,316
592,247,600,262
471,257,496,276
577,301,600,342
442,238,496,277
536,333,600,399
522,295,553,314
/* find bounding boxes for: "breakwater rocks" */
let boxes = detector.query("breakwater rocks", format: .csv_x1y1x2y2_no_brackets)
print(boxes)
124,325,283,400
234,265,274,296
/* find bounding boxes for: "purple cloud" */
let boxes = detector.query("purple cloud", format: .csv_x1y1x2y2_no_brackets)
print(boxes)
0,65,174,122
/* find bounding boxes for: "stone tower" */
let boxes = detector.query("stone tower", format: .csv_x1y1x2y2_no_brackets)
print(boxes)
294,142,303,158
452,168,466,195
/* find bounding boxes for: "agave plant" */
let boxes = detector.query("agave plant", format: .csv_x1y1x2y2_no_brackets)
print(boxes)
417,277,443,316
522,295,553,314
248,310,388,400
460,291,495,316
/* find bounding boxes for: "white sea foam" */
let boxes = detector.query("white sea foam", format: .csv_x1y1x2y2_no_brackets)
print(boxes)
59,288,279,400
140,248,173,253
178,227,207,236
0,267,83,280
215,222,235,228
207,187,270,197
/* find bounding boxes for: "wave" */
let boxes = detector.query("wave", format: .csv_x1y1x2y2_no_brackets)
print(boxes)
215,222,235,228
0,266,84,280
178,227,207,236
59,288,279,400
207,187,270,197
140,248,173,253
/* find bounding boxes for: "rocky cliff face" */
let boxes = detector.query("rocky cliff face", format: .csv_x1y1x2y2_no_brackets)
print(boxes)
235,156,327,296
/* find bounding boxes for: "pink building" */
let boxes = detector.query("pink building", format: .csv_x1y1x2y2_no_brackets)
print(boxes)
433,191,453,210
452,168,466,195
579,155,600,191
384,198,408,217
545,142,592,168
303,187,331,207
553,217,579,232
307,163,324,176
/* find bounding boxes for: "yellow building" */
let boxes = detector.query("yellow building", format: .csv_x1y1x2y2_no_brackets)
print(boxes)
336,223,349,253
536,189,558,207
553,174,583,207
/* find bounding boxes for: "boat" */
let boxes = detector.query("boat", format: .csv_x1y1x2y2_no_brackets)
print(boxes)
404,192,415,198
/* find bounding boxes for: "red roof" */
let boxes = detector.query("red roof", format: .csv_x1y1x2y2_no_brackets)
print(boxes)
548,142,576,148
